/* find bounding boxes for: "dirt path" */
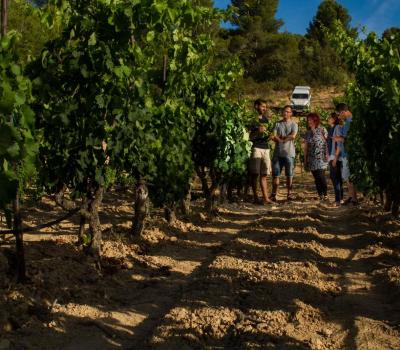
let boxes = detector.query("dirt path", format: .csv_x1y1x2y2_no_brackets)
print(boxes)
1,177,400,349
146,185,400,349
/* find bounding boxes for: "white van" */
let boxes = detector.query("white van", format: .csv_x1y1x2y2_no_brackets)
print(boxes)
290,86,311,114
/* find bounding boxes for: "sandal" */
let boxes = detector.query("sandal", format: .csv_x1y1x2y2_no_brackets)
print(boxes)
269,194,277,202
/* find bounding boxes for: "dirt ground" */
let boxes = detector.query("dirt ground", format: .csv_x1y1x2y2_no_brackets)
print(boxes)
1,174,400,350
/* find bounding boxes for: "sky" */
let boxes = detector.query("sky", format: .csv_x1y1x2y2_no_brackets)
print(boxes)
214,0,400,36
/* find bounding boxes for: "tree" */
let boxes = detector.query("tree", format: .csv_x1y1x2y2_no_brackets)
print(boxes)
329,24,400,215
195,0,213,6
306,0,356,46
224,0,287,85
301,0,355,86
192,60,251,212
28,0,139,256
382,27,400,40
231,0,283,33
1,0,7,37
30,0,48,5
0,31,37,281
7,0,60,63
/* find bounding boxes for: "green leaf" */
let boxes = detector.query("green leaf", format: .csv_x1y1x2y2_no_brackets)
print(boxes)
88,33,97,46
81,65,89,78
146,31,155,42
153,0,168,13
0,82,16,114
15,93,26,106
7,143,20,158
11,64,21,76
0,125,17,156
21,105,35,127
96,95,105,108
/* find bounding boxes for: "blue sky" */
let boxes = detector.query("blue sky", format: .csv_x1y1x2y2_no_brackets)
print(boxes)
214,0,400,36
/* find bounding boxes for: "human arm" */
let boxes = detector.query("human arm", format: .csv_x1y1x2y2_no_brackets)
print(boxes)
334,135,344,142
272,123,282,142
258,124,267,133
249,115,269,140
284,122,298,141
272,133,284,142
284,133,297,141
332,144,341,167
332,124,344,142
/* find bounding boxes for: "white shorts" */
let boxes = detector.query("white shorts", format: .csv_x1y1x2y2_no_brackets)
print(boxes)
341,157,351,181
249,148,271,175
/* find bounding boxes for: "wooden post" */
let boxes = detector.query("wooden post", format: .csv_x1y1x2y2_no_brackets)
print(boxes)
132,180,149,237
3,0,25,280
1,0,7,37
163,54,167,84
13,192,26,282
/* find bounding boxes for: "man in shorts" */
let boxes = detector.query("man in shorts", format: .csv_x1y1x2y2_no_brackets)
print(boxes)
334,103,358,205
248,99,273,204
271,105,298,201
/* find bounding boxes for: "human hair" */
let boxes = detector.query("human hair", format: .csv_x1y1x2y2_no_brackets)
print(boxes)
307,113,320,127
329,112,340,125
336,103,349,113
254,98,268,107
283,105,292,111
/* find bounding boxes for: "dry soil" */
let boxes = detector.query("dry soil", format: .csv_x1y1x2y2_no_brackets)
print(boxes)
1,175,400,350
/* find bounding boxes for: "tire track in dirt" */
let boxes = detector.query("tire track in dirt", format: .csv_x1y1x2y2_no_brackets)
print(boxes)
125,208,265,350
47,206,265,350
145,194,400,349
3,179,400,349
323,207,400,350
4,203,265,349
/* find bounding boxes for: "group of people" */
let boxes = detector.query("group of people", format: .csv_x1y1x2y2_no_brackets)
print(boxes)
248,99,358,207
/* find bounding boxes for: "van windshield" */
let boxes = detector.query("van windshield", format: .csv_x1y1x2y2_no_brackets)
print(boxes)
292,93,309,99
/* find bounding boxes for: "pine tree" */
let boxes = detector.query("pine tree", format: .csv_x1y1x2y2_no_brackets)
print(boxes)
382,27,400,40
231,0,283,34
306,0,356,46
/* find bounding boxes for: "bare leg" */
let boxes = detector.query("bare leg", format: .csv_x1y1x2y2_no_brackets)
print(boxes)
272,177,279,198
260,175,272,203
286,176,293,196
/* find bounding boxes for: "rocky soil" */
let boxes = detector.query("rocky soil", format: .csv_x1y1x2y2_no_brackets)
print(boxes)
1,176,400,350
